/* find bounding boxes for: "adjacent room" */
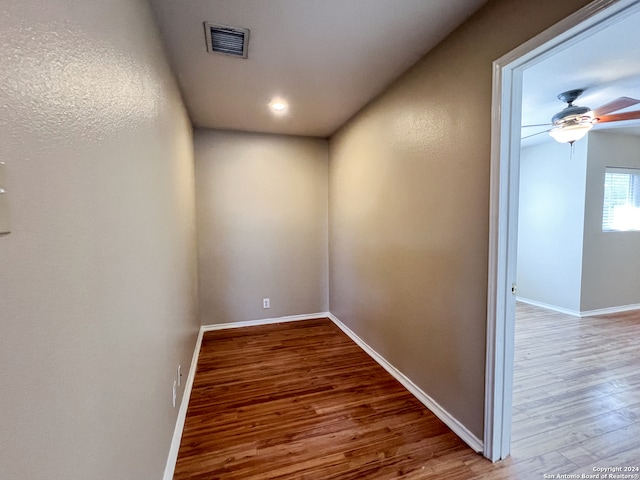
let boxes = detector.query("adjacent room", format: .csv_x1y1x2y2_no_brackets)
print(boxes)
2,0,638,479
512,8,640,466
513,131,640,465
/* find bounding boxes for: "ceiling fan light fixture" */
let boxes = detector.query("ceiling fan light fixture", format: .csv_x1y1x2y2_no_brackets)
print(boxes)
549,122,593,144
523,90,640,143
551,107,593,125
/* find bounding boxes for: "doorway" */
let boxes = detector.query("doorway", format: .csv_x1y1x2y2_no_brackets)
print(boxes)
485,0,640,462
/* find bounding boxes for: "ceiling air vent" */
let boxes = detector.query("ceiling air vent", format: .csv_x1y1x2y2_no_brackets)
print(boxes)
204,23,249,58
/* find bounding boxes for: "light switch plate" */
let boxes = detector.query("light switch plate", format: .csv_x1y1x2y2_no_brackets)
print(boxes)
0,162,11,234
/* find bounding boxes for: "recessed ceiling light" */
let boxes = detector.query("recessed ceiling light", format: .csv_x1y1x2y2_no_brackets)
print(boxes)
269,98,288,114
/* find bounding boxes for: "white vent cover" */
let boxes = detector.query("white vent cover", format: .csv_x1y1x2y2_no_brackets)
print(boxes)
204,23,249,58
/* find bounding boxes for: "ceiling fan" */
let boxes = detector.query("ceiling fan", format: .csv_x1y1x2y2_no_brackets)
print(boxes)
522,89,640,144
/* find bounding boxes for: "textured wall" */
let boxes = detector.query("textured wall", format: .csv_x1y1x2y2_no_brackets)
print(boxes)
0,1,198,479
195,130,328,324
329,0,591,439
517,140,588,312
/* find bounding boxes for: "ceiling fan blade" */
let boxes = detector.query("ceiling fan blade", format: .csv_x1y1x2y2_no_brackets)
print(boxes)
522,129,551,140
522,123,551,128
595,110,640,123
593,97,640,116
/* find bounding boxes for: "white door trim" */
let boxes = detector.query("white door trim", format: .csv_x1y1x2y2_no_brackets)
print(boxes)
485,0,640,462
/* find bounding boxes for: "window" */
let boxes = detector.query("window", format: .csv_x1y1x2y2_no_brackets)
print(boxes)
602,167,640,232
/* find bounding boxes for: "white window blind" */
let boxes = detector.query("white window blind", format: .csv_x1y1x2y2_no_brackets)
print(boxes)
602,167,640,232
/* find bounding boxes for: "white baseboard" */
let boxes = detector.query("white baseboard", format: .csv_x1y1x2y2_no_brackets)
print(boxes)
581,303,640,317
201,312,331,331
516,297,581,317
163,327,204,480
164,312,329,478
164,309,484,477
327,313,484,453
517,297,640,318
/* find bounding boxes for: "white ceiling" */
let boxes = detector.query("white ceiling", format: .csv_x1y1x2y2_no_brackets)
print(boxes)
521,7,640,145
148,0,487,137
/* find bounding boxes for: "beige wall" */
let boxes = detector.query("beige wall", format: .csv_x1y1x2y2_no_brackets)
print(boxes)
329,0,591,439
195,130,328,324
0,1,198,479
582,132,640,311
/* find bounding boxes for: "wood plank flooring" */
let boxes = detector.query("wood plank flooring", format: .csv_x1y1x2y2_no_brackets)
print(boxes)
509,302,640,474
173,319,489,479
173,309,640,479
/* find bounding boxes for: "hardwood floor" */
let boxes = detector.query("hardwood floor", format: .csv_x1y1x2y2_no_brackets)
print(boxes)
509,302,640,473
173,319,489,479
173,310,640,479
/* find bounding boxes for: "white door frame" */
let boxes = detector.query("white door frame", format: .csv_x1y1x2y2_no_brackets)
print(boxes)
484,0,640,461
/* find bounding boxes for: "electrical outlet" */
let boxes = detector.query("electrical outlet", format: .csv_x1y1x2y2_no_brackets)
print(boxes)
172,380,177,408
263,298,270,309
177,364,182,386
